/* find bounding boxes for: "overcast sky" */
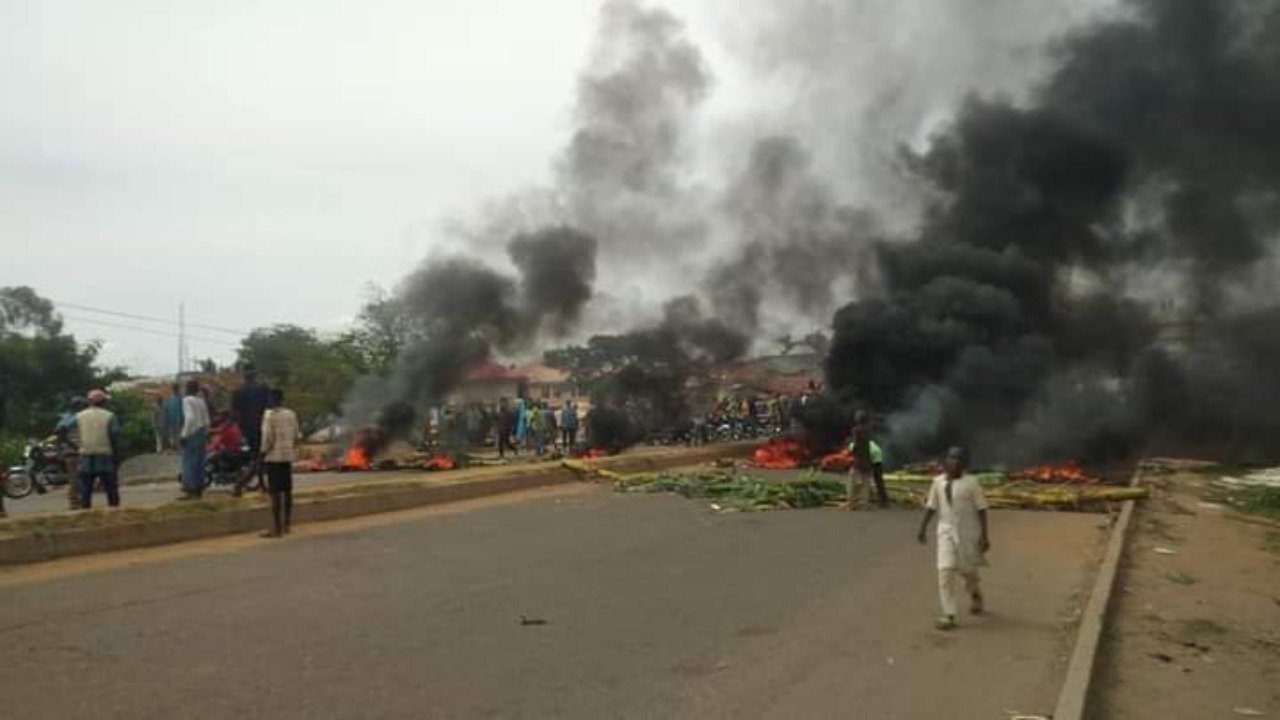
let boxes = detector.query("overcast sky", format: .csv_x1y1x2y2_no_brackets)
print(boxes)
2,1,1103,377
1,1,623,375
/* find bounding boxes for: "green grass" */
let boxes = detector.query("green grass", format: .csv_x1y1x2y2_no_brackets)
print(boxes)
1164,571,1197,586
1230,486,1280,521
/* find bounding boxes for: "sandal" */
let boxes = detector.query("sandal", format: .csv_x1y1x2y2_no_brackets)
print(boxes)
935,615,956,631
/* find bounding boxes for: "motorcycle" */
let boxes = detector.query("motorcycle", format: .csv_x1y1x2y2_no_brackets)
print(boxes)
201,445,263,492
3,438,67,499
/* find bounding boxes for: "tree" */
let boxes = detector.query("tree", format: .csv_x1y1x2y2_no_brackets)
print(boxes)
0,286,124,438
237,325,363,431
340,286,423,374
775,333,800,356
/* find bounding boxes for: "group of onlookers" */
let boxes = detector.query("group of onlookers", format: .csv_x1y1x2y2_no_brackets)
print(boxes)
494,397,580,458
38,369,300,538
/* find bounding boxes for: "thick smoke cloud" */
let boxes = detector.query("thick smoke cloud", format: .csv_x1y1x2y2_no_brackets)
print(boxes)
825,0,1280,464
708,136,882,336
578,296,750,449
508,226,598,337
343,225,599,444
560,0,711,269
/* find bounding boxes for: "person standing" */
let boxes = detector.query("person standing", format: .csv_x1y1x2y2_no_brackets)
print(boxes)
515,399,529,451
845,410,874,511
870,439,889,508
179,379,211,499
560,399,579,449
497,400,518,458
56,396,87,509
528,401,546,456
917,446,991,631
231,369,270,491
75,389,122,509
260,388,300,538
163,383,184,451
150,395,166,453
544,403,558,453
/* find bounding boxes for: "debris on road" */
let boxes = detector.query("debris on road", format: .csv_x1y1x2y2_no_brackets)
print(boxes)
564,464,1147,513
1153,547,1178,555
519,615,549,626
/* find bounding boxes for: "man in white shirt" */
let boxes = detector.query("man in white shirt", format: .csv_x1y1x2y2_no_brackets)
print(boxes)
179,379,211,499
917,446,991,630
259,388,300,538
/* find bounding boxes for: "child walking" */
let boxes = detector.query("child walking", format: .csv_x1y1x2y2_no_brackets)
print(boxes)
917,446,991,630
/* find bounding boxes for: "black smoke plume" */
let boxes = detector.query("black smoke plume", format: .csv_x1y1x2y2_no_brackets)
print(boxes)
824,0,1280,465
343,226,599,446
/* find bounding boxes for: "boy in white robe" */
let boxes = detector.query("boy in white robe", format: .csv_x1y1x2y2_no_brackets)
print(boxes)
917,446,991,630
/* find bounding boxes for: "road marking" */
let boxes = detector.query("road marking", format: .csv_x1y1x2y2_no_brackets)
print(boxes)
0,483,597,588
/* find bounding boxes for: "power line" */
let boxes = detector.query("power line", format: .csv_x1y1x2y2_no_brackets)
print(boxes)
61,314,241,347
50,300,249,336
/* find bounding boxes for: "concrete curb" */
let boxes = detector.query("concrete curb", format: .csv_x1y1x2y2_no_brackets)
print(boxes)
0,443,755,565
1052,465,1144,720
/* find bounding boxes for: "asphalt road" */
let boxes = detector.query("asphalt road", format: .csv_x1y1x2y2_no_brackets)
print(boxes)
0,486,1104,719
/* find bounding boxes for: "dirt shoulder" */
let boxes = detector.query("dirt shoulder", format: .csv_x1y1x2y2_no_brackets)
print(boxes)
1095,469,1280,718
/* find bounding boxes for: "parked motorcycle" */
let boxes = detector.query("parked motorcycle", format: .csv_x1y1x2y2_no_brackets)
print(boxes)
3,439,66,499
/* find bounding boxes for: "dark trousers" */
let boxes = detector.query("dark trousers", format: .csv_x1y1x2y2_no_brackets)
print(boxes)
79,470,120,508
497,428,517,457
562,427,577,448
872,463,888,506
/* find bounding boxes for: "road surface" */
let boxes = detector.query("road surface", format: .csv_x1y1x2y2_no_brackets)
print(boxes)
3,445,657,518
0,485,1105,719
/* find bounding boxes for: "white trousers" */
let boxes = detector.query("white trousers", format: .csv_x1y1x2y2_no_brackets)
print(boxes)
938,568,981,616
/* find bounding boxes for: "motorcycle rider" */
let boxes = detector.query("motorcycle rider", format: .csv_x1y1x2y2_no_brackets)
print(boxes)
55,396,88,509
208,411,245,488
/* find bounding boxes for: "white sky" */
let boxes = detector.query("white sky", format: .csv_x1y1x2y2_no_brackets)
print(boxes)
2,0,612,374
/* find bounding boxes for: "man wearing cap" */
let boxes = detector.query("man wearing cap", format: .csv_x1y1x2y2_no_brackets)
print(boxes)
75,389,122,509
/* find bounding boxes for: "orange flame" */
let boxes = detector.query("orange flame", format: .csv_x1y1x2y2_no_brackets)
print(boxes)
751,438,807,470
342,446,371,471
1012,462,1098,484
819,449,854,472
424,455,455,471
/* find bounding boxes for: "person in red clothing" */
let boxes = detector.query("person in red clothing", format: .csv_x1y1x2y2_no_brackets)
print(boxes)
207,411,244,474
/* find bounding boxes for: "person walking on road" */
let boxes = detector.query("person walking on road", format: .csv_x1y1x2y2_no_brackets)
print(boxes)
75,389,122,509
260,388,300,538
917,446,991,631
179,379,211,499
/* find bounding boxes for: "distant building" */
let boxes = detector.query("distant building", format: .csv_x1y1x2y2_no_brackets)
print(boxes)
448,361,527,405
514,362,572,401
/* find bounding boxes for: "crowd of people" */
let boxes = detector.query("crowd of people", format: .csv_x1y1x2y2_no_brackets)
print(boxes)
436,397,581,459
26,368,302,539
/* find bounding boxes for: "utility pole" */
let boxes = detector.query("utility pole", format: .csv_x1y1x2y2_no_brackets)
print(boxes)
178,302,186,376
